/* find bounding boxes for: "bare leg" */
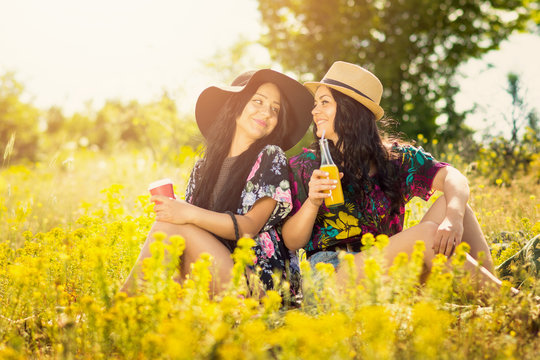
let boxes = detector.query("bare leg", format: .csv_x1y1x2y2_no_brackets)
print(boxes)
464,253,510,294
176,223,234,293
336,219,516,295
120,221,234,295
336,221,440,283
120,221,166,294
420,195,494,272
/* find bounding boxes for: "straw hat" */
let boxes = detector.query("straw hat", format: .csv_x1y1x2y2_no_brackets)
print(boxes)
195,69,313,151
304,61,384,120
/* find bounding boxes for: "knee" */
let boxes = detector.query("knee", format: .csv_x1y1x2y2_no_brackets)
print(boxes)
464,203,475,216
432,195,447,207
152,221,184,236
420,195,447,225
151,222,206,250
420,220,439,238
417,221,439,262
150,222,198,246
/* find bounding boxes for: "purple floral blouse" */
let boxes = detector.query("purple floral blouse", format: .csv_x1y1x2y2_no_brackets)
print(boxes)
288,144,448,254
185,144,300,291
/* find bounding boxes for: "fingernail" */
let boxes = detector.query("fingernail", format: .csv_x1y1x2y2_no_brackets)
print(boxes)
331,185,336,189
333,180,337,184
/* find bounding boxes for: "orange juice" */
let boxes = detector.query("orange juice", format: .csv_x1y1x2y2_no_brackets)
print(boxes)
320,164,344,207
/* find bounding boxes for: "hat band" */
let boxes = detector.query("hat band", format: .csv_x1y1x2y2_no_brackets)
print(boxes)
321,78,374,102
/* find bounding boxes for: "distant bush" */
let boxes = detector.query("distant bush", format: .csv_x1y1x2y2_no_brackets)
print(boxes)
1,73,202,167
475,127,539,184
0,73,40,163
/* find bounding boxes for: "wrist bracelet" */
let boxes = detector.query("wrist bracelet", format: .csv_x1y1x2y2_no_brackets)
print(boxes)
225,211,240,240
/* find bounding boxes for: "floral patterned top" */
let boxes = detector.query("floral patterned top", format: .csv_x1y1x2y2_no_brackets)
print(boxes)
185,144,300,292
288,144,448,254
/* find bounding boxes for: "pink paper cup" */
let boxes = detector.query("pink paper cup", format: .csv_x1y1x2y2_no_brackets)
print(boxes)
148,178,176,199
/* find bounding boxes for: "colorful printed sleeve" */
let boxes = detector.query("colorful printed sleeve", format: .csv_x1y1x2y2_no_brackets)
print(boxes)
395,145,449,202
184,160,202,204
239,145,292,231
288,149,318,216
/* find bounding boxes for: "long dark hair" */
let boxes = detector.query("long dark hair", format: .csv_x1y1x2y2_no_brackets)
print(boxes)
191,81,289,213
312,88,403,228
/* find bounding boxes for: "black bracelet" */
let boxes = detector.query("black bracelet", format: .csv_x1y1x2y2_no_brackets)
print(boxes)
225,211,240,240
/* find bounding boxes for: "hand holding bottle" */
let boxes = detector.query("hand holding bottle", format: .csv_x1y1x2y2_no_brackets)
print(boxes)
318,138,344,207
307,169,343,207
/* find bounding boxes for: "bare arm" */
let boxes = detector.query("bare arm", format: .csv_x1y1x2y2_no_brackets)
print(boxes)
151,195,277,240
430,165,470,255
281,169,338,250
281,199,320,250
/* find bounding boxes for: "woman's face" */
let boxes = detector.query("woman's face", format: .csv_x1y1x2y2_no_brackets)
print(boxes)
312,85,338,143
235,82,281,146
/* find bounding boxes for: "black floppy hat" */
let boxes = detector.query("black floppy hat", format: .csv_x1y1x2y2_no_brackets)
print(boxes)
195,69,313,151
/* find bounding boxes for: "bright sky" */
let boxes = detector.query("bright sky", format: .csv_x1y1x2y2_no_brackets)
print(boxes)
0,0,266,114
1,0,539,138
456,33,540,137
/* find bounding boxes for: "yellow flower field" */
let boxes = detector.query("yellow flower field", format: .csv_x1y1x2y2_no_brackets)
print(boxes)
1,148,539,359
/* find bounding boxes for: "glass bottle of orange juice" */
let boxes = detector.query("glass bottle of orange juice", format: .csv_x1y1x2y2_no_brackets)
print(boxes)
319,138,344,207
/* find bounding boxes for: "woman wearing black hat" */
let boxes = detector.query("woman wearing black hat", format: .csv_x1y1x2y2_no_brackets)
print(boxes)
121,69,313,295
282,61,516,295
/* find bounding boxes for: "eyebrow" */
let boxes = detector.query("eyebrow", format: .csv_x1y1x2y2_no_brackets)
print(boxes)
255,92,281,106
317,94,332,100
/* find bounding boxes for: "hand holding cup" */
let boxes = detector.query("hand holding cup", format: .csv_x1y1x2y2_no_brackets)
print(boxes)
148,178,176,200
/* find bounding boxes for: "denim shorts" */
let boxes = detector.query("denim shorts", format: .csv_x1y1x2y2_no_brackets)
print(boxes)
308,251,358,270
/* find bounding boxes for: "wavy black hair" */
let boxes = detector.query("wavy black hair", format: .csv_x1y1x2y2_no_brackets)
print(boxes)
191,80,289,213
312,88,403,232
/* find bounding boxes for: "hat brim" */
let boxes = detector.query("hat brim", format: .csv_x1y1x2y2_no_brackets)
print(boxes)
195,69,313,151
304,82,384,120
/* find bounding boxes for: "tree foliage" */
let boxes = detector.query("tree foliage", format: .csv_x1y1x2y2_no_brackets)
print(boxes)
89,94,201,162
0,73,40,163
41,94,201,164
0,71,200,165
203,37,274,85
257,0,533,141
474,72,540,182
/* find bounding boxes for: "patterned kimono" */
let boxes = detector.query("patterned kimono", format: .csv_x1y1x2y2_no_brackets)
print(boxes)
185,144,300,291
288,144,448,254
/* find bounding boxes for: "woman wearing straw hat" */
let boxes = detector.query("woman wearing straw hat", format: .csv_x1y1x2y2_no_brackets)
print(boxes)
121,69,313,295
282,61,516,294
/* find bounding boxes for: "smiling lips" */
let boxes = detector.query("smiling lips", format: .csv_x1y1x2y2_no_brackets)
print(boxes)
253,118,268,128
315,119,327,127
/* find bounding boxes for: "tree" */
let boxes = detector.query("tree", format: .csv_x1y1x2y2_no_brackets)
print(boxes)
203,36,274,85
505,73,531,148
475,72,539,181
257,0,533,142
0,73,40,164
88,94,200,162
